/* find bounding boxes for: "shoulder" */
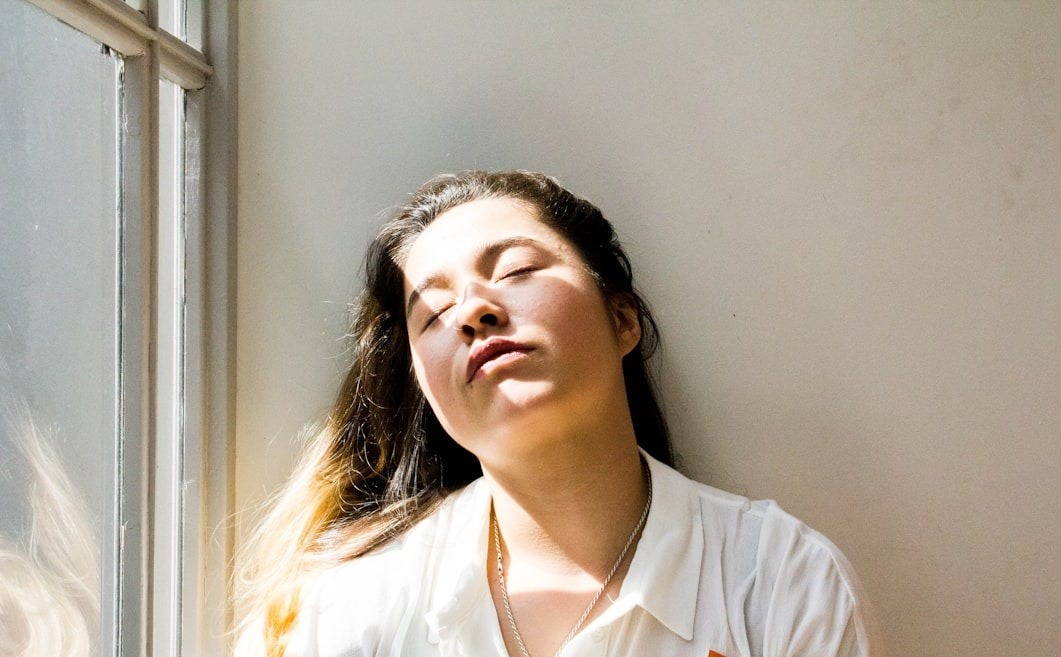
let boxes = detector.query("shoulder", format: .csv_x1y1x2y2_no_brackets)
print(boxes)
663,462,866,598
693,475,863,590
751,503,883,657
286,480,487,657
652,459,882,656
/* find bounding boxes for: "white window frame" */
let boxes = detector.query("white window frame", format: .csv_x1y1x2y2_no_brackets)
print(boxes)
22,1,236,656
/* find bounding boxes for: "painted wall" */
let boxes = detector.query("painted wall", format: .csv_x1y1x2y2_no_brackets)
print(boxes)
236,3,1061,655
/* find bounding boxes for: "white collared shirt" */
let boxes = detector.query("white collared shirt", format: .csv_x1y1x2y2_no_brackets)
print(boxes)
287,454,882,657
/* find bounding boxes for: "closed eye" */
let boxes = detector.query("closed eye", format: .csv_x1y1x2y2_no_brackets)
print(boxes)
499,265,538,281
423,303,454,330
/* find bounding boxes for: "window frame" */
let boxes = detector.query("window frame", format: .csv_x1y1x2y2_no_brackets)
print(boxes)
22,1,235,655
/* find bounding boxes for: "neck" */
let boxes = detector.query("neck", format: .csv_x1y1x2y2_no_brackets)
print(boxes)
482,434,648,580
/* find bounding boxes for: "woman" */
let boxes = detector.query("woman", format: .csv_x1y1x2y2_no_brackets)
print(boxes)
236,171,881,657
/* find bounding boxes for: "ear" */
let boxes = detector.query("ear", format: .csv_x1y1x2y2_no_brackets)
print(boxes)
609,294,642,357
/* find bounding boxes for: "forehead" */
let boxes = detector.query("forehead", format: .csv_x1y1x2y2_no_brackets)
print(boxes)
402,197,567,280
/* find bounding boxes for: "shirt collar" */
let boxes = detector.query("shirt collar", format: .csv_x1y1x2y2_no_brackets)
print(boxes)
614,450,704,640
423,451,704,643
423,479,493,642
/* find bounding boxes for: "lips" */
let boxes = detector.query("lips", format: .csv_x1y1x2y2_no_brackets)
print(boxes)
466,338,533,382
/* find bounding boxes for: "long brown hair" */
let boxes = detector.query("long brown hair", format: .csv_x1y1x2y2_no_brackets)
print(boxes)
235,171,672,656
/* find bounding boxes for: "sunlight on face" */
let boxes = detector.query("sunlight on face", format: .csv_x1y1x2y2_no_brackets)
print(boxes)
401,197,639,462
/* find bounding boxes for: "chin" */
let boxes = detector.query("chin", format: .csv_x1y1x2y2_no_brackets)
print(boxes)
490,378,560,409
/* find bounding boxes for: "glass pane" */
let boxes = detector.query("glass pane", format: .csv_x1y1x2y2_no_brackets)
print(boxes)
185,0,203,50
0,2,121,656
158,0,181,40
158,0,202,49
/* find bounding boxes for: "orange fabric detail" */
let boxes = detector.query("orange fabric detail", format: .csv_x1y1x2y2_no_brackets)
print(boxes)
708,652,727,657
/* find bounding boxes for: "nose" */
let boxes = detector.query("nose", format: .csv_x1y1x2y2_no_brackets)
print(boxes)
454,282,508,342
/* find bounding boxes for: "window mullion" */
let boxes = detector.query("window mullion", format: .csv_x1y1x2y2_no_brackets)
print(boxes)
153,72,187,657
115,47,158,657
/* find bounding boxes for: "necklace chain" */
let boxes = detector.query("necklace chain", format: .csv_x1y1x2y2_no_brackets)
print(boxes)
491,461,653,657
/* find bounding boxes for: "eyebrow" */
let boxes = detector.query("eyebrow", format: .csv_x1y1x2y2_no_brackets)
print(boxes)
405,236,548,317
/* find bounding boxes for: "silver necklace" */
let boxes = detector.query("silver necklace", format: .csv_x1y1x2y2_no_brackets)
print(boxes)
491,462,652,657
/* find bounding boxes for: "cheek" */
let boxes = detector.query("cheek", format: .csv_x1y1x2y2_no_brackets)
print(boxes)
409,340,453,402
409,342,469,438
533,283,617,346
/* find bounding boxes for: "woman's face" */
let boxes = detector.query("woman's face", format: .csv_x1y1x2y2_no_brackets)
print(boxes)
401,197,640,461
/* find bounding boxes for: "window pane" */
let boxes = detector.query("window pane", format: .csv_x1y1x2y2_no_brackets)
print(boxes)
158,0,181,41
158,0,203,49
0,2,121,655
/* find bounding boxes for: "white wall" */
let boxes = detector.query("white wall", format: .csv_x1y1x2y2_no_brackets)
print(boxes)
237,3,1061,655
